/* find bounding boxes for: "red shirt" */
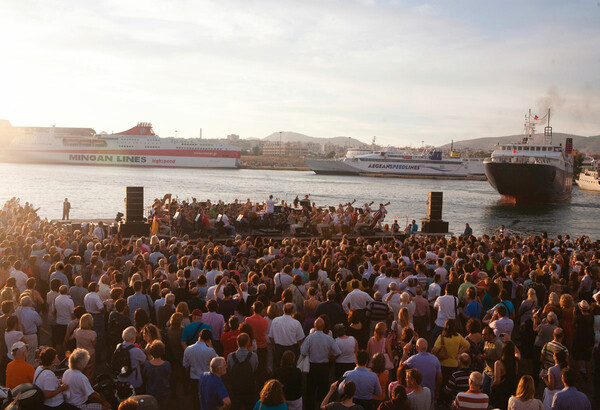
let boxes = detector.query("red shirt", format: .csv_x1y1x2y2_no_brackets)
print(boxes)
221,330,241,361
6,358,34,389
244,314,269,349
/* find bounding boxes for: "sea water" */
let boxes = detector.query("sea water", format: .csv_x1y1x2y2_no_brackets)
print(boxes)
2,163,599,239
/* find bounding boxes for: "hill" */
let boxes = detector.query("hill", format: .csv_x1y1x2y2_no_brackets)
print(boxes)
438,133,600,153
263,131,367,147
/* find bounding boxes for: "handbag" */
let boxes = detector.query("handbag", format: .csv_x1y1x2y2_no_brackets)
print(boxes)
434,336,449,360
386,321,399,348
297,354,310,373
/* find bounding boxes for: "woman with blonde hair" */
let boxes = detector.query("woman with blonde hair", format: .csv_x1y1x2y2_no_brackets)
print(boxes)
508,375,542,410
254,379,287,410
73,313,97,382
559,294,575,349
175,301,191,327
367,322,394,370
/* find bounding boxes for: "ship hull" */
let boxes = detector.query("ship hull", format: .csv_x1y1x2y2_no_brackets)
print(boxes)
304,159,361,175
4,150,239,169
305,158,476,177
484,162,572,202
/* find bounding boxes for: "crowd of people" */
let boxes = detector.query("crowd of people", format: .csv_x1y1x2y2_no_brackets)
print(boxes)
0,196,599,410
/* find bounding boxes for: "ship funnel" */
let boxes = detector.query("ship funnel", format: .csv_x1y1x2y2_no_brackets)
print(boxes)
565,138,573,156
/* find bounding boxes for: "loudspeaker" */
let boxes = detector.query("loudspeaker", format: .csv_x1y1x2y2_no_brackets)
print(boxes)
118,221,150,237
426,192,443,220
126,187,144,222
70,223,82,233
421,220,449,233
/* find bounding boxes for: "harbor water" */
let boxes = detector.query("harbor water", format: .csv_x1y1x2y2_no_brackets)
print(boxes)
2,163,599,239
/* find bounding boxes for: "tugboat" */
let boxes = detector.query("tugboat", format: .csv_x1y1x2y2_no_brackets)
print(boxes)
484,110,573,203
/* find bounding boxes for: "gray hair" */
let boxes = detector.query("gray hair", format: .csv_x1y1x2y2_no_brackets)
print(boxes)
20,295,32,307
69,348,90,371
122,326,137,342
210,356,226,374
165,293,176,305
469,371,484,387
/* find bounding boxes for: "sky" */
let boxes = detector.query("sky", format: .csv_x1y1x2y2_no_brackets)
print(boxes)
1,0,599,146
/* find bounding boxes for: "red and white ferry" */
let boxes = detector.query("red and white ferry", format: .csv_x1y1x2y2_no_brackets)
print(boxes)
1,121,241,168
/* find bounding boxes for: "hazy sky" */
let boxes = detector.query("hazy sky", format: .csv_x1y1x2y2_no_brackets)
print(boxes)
1,0,599,146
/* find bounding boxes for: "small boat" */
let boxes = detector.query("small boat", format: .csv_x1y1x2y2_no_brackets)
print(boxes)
576,161,600,191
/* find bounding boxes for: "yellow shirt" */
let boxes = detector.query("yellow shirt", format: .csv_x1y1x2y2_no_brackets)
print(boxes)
434,334,469,368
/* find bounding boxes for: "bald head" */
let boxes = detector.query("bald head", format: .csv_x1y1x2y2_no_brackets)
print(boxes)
415,338,428,352
314,318,325,331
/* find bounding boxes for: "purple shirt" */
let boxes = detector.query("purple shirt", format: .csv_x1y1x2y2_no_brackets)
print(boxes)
202,312,225,341
404,352,441,399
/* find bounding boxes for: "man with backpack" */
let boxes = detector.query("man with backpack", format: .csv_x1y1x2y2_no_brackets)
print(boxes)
113,326,146,392
226,333,258,410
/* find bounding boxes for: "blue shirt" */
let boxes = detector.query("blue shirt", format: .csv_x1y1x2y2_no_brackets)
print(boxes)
183,341,217,379
182,321,212,346
404,352,442,400
465,300,482,320
198,372,229,410
253,402,287,410
551,387,591,410
300,330,341,363
127,292,153,322
341,367,381,400
16,306,42,334
49,271,69,287
142,361,172,399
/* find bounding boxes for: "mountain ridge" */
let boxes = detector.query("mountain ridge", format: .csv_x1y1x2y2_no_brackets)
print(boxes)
263,131,367,147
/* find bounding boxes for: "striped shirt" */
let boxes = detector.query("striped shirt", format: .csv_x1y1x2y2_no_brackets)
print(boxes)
445,369,471,399
453,390,489,410
541,340,568,370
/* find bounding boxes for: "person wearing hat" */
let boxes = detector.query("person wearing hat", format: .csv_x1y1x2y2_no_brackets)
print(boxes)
5,341,34,389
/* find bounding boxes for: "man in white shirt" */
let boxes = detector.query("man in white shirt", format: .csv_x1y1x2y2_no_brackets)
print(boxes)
489,305,514,342
432,283,459,345
53,285,74,355
9,261,28,293
84,282,106,360
342,280,374,314
274,266,294,291
92,222,105,241
428,274,442,307
434,259,448,285
265,195,277,214
268,303,305,369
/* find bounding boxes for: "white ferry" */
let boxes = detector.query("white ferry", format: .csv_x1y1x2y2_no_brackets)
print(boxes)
305,147,484,178
0,121,241,168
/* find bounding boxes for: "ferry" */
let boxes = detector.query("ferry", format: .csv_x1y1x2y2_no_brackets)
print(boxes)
576,159,600,192
305,146,484,178
0,121,241,168
484,110,573,203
